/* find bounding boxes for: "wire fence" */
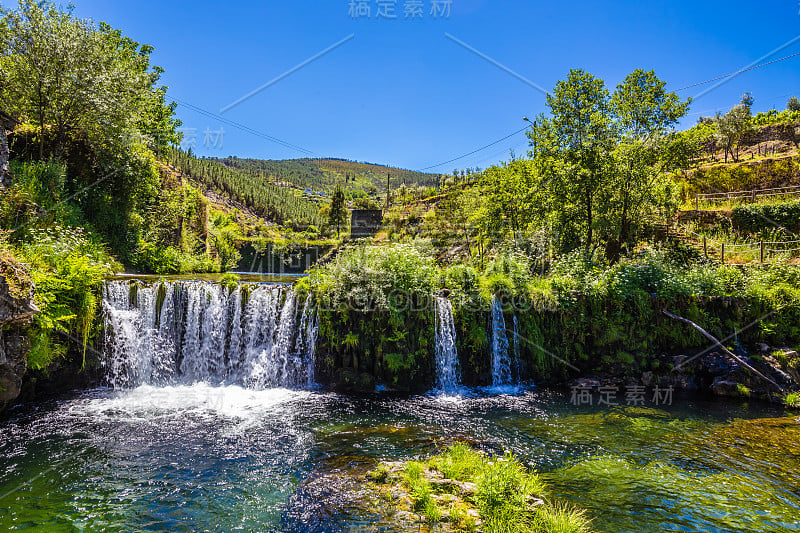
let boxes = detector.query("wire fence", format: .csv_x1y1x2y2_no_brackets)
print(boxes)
694,184,800,209
677,224,800,263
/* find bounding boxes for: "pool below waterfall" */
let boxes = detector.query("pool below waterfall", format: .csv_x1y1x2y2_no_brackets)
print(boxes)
1,386,798,532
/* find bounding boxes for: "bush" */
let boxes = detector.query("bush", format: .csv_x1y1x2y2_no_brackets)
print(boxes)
305,243,438,310
9,160,66,210
476,454,545,518
731,202,800,233
785,392,800,408
14,226,119,369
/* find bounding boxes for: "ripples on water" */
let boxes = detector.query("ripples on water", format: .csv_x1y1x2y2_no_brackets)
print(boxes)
0,386,798,532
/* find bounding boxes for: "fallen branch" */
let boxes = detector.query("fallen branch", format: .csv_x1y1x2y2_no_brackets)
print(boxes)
661,309,784,392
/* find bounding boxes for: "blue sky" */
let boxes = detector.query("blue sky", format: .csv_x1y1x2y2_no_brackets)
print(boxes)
64,0,800,171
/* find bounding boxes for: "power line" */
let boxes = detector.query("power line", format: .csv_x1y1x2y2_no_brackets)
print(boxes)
675,52,800,91
170,50,799,169
418,125,530,171
421,52,800,173
167,94,319,157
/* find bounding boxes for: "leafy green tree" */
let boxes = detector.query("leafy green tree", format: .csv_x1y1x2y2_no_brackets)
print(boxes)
787,96,800,112
607,70,689,259
538,69,617,252
0,1,180,157
714,101,753,163
477,160,540,244
610,69,690,140
328,185,348,237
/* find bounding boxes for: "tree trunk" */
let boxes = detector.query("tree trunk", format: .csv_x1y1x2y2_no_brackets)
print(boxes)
0,127,10,188
661,309,784,392
585,188,592,251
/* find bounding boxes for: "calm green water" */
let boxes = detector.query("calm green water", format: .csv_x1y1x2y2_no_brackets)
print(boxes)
0,386,798,532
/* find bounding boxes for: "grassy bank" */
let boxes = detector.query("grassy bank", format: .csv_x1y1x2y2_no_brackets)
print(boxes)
368,444,591,533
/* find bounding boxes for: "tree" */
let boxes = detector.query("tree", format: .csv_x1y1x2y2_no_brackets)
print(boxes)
610,69,690,140
477,160,539,243
740,92,754,111
788,96,800,112
714,104,753,163
328,185,348,237
607,70,689,259
540,69,617,252
0,0,180,158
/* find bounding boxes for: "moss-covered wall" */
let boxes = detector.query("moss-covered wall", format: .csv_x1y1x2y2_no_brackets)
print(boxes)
313,292,800,392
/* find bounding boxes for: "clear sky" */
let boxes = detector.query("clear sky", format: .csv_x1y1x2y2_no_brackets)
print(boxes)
62,0,800,172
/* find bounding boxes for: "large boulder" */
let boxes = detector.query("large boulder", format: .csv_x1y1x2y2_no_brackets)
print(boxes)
0,110,16,188
0,253,38,412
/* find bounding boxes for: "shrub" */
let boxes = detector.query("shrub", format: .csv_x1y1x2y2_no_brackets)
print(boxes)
785,392,800,408
475,454,545,518
15,227,119,369
731,202,800,233
532,503,592,533
9,160,66,210
306,243,438,310
429,443,485,482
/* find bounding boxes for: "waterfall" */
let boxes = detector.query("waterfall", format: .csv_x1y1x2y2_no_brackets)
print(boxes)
102,280,318,390
490,296,512,386
296,294,319,388
433,296,460,392
512,314,521,382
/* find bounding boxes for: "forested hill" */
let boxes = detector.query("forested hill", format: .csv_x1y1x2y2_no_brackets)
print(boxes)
214,156,442,194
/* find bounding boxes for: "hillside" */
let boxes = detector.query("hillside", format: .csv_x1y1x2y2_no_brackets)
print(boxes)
166,149,323,227
214,156,442,197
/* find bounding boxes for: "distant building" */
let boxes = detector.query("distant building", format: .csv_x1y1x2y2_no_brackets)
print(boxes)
303,188,313,195
350,209,383,238
317,191,326,197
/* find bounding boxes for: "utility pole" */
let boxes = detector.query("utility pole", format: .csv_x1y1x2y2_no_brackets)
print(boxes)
523,117,537,157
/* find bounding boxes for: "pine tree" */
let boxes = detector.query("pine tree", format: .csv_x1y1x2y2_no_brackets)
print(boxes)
329,185,348,237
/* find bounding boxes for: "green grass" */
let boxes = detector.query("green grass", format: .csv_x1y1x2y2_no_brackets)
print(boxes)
786,392,800,408
532,503,593,533
372,445,591,533
428,442,485,481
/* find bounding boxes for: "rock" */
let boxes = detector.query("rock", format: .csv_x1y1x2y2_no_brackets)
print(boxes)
0,363,22,407
0,255,37,412
711,377,748,397
570,378,601,388
641,371,654,387
672,355,689,370
527,496,545,507
756,343,771,354
357,372,375,391
754,355,794,388
700,351,737,375
427,477,477,495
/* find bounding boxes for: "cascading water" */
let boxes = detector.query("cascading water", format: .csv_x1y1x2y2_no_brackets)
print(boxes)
433,296,460,392
102,280,318,390
296,294,319,388
512,314,521,382
490,295,512,386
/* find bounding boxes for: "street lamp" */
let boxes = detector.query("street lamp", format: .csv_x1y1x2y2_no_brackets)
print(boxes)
523,117,537,157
